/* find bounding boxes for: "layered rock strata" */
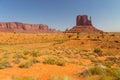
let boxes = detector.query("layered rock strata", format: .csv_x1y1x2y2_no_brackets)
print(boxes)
0,22,57,33
65,15,103,33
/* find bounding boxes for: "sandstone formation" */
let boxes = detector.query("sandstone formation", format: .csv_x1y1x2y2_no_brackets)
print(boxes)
0,22,58,33
65,15,103,33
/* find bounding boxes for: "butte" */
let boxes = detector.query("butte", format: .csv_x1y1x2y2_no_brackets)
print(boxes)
65,15,103,33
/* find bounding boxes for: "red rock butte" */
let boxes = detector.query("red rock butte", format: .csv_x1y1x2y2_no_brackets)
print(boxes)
65,15,103,33
0,22,58,33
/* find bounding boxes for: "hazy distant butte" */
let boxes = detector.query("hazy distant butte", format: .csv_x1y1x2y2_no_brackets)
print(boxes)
0,22,57,33
65,15,103,33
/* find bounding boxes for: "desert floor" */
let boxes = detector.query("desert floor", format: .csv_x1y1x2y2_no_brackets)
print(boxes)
0,32,120,80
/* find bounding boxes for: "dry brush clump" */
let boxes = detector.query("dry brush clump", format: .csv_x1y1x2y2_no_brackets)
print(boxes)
13,50,41,68
13,52,28,64
43,56,66,66
13,52,27,59
49,75,77,80
12,76,37,80
104,56,120,67
79,65,120,80
93,48,103,56
19,58,40,68
24,50,41,57
0,53,12,69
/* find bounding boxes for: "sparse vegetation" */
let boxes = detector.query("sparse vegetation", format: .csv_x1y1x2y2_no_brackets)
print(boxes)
19,58,39,68
53,40,68,45
0,53,11,69
94,48,103,56
12,76,37,80
88,66,106,75
13,52,27,59
86,66,120,80
68,35,72,38
49,75,76,80
13,57,20,64
0,32,120,80
43,56,65,66
19,60,33,68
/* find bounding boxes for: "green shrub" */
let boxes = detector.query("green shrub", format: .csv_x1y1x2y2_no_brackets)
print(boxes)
43,56,56,65
14,53,27,59
13,58,20,64
12,76,37,80
88,66,106,75
49,75,76,80
87,66,120,80
102,62,111,68
0,58,11,69
68,35,72,38
56,59,65,66
19,57,39,68
2,53,10,58
30,51,42,57
23,50,45,57
99,75,114,80
56,52,63,58
94,48,103,56
30,57,40,64
114,69,120,80
19,60,33,68
53,40,67,45
43,56,65,66
0,54,12,69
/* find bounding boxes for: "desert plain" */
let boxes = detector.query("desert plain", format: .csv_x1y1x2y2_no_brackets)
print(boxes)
0,32,120,80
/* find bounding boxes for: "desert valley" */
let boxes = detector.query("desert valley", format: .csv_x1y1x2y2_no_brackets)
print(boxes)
0,15,120,80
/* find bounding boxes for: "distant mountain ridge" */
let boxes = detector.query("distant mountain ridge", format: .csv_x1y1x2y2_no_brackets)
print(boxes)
0,22,58,33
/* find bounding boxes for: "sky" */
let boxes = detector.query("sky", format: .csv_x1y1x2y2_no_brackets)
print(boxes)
0,0,120,32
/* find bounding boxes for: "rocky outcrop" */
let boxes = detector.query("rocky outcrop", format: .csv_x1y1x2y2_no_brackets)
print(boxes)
65,15,103,33
0,22,58,33
76,15,92,26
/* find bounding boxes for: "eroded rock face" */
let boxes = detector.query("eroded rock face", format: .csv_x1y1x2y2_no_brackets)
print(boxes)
0,22,57,33
76,15,92,26
65,15,103,33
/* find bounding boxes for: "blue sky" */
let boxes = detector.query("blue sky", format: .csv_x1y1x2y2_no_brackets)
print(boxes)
0,0,120,32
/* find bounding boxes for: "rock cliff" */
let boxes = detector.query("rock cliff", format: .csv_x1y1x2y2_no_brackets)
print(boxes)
76,15,92,26
0,22,57,33
65,15,103,33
